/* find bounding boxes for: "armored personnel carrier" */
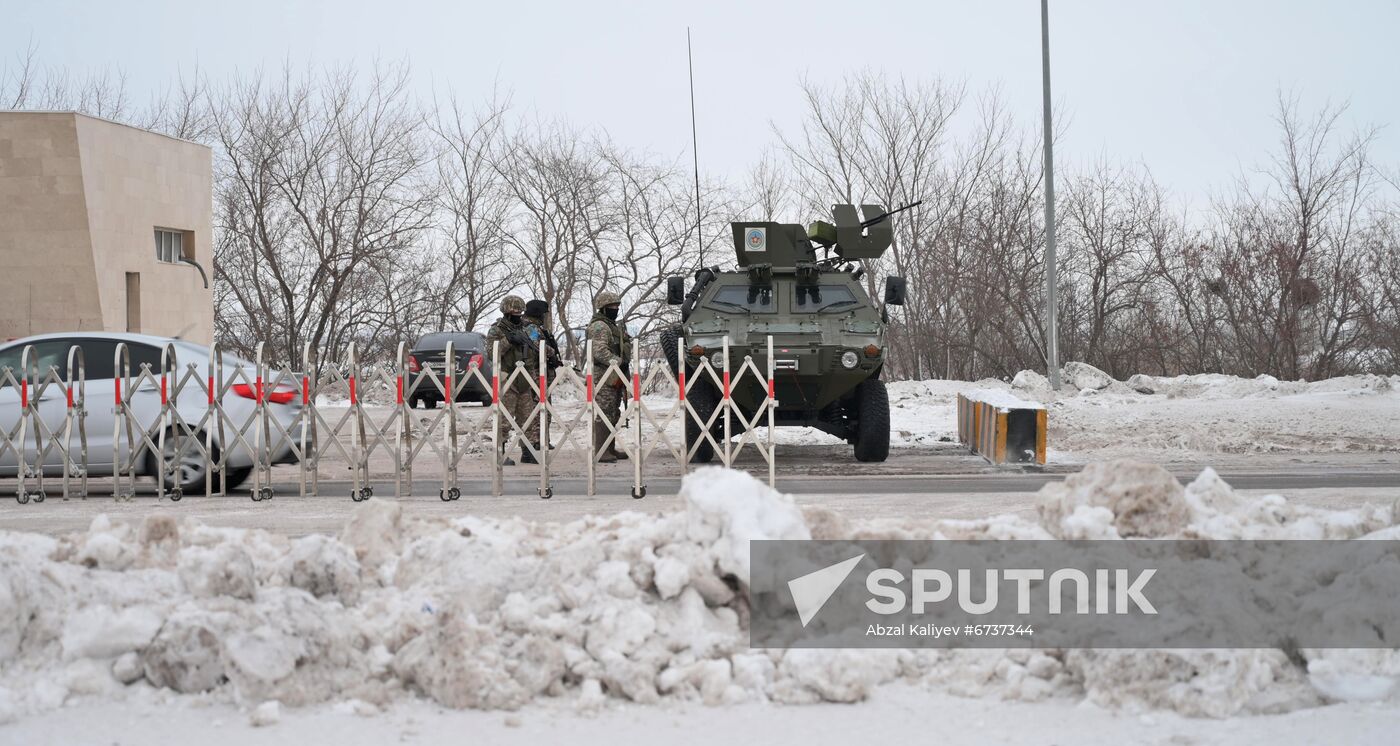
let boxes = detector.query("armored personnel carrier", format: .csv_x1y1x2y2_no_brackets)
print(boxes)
660,203,910,463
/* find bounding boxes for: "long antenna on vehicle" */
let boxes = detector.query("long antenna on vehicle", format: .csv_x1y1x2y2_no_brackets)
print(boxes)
687,27,704,268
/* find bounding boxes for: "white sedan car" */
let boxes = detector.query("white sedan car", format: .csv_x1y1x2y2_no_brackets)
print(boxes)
0,332,306,494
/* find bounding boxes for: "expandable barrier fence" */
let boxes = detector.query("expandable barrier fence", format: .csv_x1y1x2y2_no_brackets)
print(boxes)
956,391,1047,465
0,336,779,503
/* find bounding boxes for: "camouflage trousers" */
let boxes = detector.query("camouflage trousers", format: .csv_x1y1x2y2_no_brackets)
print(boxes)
500,387,539,451
592,376,625,453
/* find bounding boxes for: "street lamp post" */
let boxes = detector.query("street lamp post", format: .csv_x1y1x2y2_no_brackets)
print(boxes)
1040,0,1061,390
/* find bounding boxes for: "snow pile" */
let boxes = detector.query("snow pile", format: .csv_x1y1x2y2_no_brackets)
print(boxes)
823,460,1400,716
1013,367,1400,459
1060,362,1118,392
1131,373,1395,401
1,464,1397,724
963,388,1045,411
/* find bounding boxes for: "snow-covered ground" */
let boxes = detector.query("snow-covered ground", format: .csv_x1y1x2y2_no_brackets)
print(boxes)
3,463,1399,742
9,685,1400,745
769,363,1400,462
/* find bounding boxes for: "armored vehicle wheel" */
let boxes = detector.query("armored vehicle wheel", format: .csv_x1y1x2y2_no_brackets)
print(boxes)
684,380,718,464
659,324,683,376
852,378,890,463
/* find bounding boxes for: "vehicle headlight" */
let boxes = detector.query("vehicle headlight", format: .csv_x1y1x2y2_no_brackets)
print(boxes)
709,351,726,370
840,350,860,369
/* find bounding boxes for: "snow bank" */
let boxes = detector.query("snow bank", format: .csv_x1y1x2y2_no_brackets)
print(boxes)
0,464,1396,724
963,388,1045,411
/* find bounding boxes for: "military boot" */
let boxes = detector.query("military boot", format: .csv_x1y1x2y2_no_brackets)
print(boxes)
594,422,617,463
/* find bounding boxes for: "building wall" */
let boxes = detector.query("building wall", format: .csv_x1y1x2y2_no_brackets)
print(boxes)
0,112,214,344
0,112,103,339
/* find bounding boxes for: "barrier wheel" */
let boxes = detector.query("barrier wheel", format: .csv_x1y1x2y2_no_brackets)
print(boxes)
439,489,449,502
448,487,461,501
258,487,273,502
363,487,374,499
17,492,30,505
32,490,46,504
631,486,647,500
168,489,182,503
538,487,553,500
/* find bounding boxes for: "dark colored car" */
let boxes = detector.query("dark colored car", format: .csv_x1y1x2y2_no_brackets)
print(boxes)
406,332,494,408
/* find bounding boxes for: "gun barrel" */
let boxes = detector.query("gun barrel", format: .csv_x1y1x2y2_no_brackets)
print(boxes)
859,200,923,228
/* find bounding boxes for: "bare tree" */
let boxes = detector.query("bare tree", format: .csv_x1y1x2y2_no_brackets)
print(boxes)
9,48,1397,380
213,62,434,364
427,91,519,332
2,41,132,119
495,121,615,359
1208,95,1376,378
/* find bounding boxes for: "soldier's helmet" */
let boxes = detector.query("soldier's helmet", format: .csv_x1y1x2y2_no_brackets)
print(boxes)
500,295,526,314
593,290,621,310
524,299,549,319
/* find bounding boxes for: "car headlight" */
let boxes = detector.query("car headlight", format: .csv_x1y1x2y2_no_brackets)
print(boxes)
709,351,726,370
840,350,860,369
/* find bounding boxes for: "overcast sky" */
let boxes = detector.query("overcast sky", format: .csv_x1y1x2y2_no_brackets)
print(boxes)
8,0,1397,209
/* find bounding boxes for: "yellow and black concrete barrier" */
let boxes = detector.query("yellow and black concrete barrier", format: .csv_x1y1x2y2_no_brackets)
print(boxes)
956,390,1047,465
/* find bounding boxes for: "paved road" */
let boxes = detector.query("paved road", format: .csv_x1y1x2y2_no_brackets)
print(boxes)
2,466,1395,538
22,468,1396,499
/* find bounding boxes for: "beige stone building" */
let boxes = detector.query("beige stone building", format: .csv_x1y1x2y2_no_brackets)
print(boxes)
0,111,214,344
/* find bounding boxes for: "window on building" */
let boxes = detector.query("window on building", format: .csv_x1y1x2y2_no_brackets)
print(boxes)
155,229,184,263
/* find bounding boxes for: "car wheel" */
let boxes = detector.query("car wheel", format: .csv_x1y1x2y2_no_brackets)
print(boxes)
222,466,253,492
152,432,215,495
852,379,890,463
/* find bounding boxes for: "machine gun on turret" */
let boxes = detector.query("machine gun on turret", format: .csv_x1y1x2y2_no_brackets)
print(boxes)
860,200,922,228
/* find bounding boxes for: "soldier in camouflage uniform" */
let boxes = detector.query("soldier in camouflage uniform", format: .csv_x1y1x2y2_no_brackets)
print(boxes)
587,290,631,463
524,299,561,450
486,295,540,465
523,299,562,371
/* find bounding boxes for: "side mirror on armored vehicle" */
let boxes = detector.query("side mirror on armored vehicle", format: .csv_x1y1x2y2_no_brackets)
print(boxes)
666,276,686,305
884,276,907,306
